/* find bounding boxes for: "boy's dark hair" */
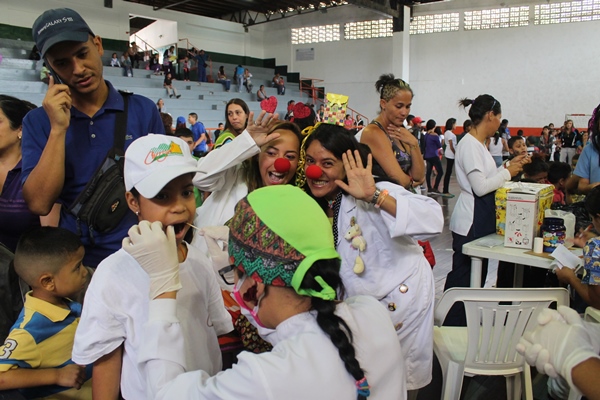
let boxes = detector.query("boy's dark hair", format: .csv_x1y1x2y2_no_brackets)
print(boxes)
522,154,548,177
174,127,193,139
14,227,83,287
188,112,198,121
585,185,600,217
547,162,571,184
507,136,525,149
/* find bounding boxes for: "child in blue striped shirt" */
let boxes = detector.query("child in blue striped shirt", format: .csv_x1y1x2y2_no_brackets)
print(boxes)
0,227,92,399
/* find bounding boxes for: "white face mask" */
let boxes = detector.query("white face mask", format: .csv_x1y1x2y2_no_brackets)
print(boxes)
238,306,278,343
229,279,278,342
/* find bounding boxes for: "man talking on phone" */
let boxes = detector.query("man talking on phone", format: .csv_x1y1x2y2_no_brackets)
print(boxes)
22,8,165,267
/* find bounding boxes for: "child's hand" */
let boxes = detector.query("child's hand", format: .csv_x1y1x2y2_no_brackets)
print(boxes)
56,364,85,389
555,266,577,285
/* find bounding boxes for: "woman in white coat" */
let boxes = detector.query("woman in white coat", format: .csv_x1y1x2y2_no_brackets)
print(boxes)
298,123,444,393
191,114,301,256
125,185,406,399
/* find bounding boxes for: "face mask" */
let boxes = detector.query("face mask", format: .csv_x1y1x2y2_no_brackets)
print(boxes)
233,274,266,328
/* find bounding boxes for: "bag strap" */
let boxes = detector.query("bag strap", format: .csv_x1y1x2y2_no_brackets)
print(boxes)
114,90,131,154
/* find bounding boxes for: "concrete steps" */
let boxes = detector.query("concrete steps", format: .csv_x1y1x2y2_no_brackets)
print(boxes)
0,39,309,129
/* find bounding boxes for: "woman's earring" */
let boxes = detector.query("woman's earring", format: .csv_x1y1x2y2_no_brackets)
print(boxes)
18,135,22,140
135,211,140,216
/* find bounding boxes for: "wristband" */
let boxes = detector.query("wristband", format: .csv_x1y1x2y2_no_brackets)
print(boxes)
371,189,381,205
375,189,389,209
505,161,511,168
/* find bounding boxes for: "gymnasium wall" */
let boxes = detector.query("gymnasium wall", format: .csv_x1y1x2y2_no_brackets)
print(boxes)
257,0,600,130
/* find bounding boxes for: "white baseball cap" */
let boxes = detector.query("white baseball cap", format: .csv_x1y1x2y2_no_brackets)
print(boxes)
124,134,199,198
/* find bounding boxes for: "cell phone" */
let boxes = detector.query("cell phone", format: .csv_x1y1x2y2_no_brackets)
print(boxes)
44,58,63,84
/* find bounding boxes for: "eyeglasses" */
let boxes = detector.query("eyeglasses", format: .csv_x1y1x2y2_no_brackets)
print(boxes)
218,264,236,285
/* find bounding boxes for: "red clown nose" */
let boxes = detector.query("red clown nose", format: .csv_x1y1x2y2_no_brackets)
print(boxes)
274,158,291,173
305,165,323,180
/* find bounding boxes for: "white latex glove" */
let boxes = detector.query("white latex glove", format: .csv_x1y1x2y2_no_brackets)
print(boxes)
516,306,600,390
123,221,181,299
199,225,230,269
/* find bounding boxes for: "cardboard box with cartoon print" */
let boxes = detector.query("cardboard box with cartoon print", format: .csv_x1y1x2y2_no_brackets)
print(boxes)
503,183,554,249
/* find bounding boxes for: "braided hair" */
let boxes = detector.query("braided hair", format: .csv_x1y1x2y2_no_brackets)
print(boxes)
375,73,413,103
299,258,370,399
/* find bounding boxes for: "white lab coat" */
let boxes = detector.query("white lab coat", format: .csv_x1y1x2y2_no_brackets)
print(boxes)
139,295,405,400
193,130,258,232
335,181,443,390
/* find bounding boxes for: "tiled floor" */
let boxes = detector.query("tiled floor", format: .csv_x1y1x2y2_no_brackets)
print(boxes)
420,173,550,400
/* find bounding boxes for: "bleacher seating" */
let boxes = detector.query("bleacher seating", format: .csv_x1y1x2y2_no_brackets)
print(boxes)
0,38,306,130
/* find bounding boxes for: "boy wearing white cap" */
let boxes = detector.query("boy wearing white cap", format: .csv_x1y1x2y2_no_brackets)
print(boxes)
72,135,232,400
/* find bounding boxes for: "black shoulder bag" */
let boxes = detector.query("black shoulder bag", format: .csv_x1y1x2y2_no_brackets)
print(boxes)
68,92,132,242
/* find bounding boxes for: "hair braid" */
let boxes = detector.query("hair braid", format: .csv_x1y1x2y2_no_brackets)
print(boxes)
300,259,370,399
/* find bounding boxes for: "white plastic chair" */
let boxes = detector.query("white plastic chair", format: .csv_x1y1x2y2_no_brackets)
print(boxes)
433,287,569,400
584,306,600,323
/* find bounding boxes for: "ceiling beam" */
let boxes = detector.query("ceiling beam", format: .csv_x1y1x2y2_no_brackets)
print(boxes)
346,0,402,18
153,0,193,11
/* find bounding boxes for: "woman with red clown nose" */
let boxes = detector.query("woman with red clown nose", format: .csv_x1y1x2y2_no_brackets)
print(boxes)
127,185,406,399
297,122,443,397
191,111,302,254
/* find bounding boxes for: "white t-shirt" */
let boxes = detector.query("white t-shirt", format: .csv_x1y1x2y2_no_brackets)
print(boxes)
72,245,232,400
488,137,504,157
450,133,511,236
444,131,457,159
140,296,406,400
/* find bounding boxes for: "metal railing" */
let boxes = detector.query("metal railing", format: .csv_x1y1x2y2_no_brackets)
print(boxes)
132,34,159,55
178,38,213,81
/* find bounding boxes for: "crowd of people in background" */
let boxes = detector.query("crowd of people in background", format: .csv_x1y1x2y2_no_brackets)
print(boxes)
3,7,600,400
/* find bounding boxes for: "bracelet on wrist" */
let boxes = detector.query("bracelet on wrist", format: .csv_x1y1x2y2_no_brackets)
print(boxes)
375,189,389,209
371,189,381,205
